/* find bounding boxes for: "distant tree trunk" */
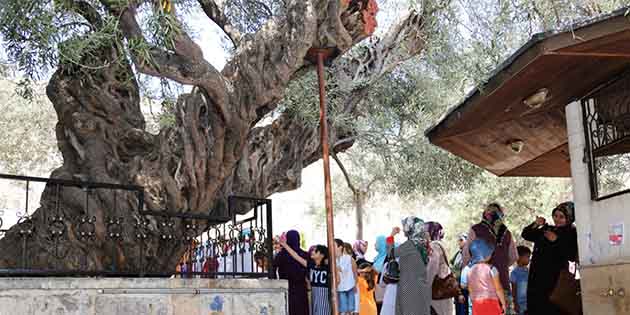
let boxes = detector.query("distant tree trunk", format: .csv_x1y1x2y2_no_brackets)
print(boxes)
0,2,428,271
353,189,369,241
332,152,379,241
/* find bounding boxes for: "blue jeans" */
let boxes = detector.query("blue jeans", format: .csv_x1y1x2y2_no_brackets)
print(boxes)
338,289,356,313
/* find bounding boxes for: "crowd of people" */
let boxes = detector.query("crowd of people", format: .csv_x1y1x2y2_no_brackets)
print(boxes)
270,201,580,315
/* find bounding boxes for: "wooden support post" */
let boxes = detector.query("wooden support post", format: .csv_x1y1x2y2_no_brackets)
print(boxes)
316,50,339,315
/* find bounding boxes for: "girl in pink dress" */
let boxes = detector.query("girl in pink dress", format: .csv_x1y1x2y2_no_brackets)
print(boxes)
468,239,507,315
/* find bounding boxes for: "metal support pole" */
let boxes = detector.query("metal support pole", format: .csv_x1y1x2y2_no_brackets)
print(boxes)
316,51,339,315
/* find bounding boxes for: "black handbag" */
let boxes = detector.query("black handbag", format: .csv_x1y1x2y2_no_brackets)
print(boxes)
383,248,400,284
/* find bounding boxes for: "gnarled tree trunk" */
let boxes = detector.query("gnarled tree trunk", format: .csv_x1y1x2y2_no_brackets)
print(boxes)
0,0,427,272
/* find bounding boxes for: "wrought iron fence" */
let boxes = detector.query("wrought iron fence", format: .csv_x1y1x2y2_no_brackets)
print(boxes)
581,73,630,200
0,174,273,278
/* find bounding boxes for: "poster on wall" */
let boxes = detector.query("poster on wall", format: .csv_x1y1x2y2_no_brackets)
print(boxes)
609,223,624,246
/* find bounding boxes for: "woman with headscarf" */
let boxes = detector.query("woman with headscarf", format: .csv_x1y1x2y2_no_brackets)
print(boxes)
273,230,309,315
386,217,431,315
463,202,517,312
425,221,454,315
372,236,388,313
521,202,578,315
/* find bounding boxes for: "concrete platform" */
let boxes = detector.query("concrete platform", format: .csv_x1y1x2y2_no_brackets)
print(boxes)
0,278,288,315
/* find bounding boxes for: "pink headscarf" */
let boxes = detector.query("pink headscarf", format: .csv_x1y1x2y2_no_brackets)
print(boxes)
353,240,368,259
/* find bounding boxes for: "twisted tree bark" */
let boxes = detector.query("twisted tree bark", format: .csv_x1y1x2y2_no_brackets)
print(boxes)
0,1,428,272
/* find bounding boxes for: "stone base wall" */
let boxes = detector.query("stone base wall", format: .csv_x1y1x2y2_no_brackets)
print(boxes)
0,278,288,315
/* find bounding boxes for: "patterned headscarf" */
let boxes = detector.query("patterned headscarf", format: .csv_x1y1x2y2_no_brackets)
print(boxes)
353,240,368,259
402,216,430,264
425,221,445,241
372,236,387,273
553,201,575,225
469,239,495,265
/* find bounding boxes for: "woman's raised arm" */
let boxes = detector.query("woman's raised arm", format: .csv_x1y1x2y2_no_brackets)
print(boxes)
522,218,545,242
279,241,308,267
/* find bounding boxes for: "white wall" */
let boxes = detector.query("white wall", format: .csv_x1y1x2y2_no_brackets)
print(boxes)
566,101,630,266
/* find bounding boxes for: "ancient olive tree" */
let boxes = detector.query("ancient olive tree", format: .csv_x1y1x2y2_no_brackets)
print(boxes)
0,0,433,271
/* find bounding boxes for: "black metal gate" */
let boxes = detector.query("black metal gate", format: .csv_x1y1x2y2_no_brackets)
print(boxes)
0,174,273,278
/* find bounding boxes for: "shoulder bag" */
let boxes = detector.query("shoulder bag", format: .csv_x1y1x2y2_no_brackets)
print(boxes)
382,247,400,284
432,243,461,300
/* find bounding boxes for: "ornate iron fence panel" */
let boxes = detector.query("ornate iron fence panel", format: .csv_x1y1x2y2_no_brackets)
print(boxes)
0,174,273,278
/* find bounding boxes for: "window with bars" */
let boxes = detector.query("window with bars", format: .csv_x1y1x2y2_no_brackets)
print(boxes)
581,73,630,200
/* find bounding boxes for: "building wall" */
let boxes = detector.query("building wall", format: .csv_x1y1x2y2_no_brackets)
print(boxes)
566,101,630,315
0,278,288,315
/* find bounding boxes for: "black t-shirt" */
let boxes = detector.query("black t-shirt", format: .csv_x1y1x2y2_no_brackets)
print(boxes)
307,260,330,288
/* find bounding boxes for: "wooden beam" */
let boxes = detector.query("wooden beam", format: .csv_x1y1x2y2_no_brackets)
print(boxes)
546,51,630,58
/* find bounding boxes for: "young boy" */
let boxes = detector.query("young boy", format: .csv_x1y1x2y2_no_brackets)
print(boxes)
468,239,506,315
510,246,531,315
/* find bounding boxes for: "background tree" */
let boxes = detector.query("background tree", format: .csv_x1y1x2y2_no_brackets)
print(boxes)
327,68,481,240
0,78,61,176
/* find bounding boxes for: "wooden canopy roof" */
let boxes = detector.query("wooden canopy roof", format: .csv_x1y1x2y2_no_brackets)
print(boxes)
425,8,630,177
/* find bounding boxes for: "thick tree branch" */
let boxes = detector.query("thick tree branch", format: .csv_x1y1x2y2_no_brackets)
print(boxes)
225,8,429,201
220,111,354,202
198,0,243,46
101,0,231,119
336,10,427,85
222,0,380,123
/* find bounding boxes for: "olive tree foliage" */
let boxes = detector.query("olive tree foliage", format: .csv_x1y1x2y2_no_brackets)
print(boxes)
429,0,630,91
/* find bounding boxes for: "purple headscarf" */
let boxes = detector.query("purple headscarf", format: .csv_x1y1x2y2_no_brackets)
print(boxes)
275,230,308,277
274,230,309,315
425,221,444,241
285,230,302,251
